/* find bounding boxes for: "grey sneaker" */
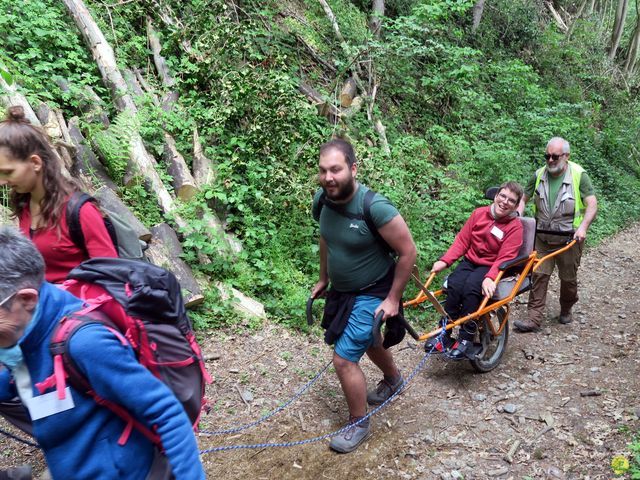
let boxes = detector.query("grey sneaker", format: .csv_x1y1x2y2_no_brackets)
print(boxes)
559,313,573,324
367,375,404,406
329,416,371,453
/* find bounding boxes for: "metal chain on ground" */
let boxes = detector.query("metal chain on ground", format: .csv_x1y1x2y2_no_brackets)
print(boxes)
0,426,39,449
199,359,333,436
198,349,433,454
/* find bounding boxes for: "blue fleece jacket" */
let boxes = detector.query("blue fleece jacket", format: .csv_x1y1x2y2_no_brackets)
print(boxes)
0,282,205,480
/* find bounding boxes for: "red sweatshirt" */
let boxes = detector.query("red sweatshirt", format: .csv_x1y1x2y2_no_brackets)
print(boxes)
19,196,118,283
440,205,523,281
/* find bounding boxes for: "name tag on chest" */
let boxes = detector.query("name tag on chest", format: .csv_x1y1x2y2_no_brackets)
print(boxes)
26,387,75,420
490,225,504,240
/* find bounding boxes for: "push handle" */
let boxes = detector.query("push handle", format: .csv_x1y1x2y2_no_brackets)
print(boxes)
372,310,385,347
399,316,420,340
306,297,315,326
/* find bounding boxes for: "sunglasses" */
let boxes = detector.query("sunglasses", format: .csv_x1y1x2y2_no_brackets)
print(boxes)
544,153,566,161
0,291,16,309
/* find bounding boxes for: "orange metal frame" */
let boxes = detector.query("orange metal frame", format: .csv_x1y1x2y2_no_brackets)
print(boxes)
403,241,577,342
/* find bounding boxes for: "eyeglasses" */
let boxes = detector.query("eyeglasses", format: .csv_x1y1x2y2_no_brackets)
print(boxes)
0,291,16,309
496,192,518,206
544,153,566,161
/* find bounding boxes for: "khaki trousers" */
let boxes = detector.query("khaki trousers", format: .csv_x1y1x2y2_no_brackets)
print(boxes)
527,239,583,325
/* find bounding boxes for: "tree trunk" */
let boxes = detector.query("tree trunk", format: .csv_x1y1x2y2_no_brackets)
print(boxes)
339,77,357,107
623,11,640,77
567,0,588,39
163,134,198,200
299,82,339,123
192,127,215,188
545,1,569,32
0,76,40,125
609,0,630,60
94,185,152,242
146,17,176,89
146,223,204,308
317,0,346,44
369,0,385,37
472,0,485,33
67,116,118,191
61,0,176,215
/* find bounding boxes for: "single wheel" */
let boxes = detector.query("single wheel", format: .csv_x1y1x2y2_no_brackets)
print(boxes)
469,306,509,373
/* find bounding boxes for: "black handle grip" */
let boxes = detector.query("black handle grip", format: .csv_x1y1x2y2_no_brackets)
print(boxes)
372,310,384,347
306,297,315,326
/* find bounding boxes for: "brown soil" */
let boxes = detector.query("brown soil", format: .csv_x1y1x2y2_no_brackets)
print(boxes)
2,225,639,479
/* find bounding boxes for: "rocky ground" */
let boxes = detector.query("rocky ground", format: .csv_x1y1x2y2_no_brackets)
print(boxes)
1,224,638,479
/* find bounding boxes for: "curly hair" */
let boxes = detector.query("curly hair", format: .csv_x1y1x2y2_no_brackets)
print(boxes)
0,106,78,228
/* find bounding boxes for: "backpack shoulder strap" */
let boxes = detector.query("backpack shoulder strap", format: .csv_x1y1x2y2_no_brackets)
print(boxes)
363,189,393,255
66,192,94,254
38,310,160,447
66,192,119,255
318,191,364,220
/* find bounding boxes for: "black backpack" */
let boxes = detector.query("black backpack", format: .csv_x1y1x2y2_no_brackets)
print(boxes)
36,258,211,446
317,189,394,255
66,192,146,261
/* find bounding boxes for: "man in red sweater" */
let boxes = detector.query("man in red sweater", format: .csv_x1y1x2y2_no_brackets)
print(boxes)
429,181,524,359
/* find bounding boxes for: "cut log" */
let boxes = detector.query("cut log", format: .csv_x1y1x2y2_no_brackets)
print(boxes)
299,82,339,123
146,17,176,89
35,104,75,172
215,282,266,319
163,134,198,200
94,185,152,242
0,76,41,126
192,127,216,188
62,0,176,215
146,223,204,308
67,117,117,190
339,77,357,107
122,68,145,98
55,78,110,127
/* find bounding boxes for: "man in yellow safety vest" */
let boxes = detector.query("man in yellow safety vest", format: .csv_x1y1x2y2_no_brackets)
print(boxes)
514,137,598,333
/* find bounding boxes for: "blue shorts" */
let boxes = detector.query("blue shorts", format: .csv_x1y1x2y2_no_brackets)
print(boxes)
334,295,382,363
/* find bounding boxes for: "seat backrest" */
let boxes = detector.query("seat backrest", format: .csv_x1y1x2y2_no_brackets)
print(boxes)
518,216,536,257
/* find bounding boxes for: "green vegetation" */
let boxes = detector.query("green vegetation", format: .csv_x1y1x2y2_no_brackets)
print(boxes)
1,0,639,329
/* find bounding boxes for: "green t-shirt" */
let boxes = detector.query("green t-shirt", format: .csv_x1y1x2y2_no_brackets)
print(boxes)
525,168,595,208
312,184,398,292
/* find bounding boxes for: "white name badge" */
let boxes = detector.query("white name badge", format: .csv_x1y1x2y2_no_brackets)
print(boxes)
26,387,75,421
490,225,504,240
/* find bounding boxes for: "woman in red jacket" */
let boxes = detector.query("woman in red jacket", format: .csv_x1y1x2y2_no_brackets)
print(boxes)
0,106,117,283
429,181,524,359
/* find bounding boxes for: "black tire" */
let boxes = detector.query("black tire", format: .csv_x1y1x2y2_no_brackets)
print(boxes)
469,306,509,373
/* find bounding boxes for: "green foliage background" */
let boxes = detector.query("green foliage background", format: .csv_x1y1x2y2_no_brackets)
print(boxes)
1,0,639,329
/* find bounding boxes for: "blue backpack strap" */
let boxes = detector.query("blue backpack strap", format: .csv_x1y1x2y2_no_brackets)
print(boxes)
66,192,118,255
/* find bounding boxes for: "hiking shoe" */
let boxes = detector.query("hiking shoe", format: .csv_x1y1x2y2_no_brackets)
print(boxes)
558,313,573,324
367,375,404,406
514,319,540,333
329,416,371,453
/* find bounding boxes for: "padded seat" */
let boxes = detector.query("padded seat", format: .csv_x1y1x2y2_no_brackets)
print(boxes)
492,216,536,300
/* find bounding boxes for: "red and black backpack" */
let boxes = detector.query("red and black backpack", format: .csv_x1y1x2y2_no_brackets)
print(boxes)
35,257,212,446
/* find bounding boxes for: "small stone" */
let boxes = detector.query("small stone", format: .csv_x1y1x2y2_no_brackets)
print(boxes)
546,466,565,479
619,313,627,319
487,467,509,477
590,367,600,372
497,383,508,391
451,470,463,479
503,403,517,414
543,328,552,336
473,393,487,402
241,389,254,402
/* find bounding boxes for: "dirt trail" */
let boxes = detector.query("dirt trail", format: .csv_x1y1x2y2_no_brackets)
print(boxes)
199,224,639,480
1,225,638,479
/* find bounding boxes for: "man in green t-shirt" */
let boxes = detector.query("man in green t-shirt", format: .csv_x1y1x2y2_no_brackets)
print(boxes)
310,139,416,453
514,137,597,333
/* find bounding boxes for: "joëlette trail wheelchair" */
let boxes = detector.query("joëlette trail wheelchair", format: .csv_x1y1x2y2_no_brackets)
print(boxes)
403,187,577,372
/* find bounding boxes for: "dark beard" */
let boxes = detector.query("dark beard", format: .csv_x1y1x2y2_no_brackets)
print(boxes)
323,180,355,202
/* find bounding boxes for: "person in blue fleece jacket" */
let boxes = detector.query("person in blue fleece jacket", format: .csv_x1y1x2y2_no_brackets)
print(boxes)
0,226,205,480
